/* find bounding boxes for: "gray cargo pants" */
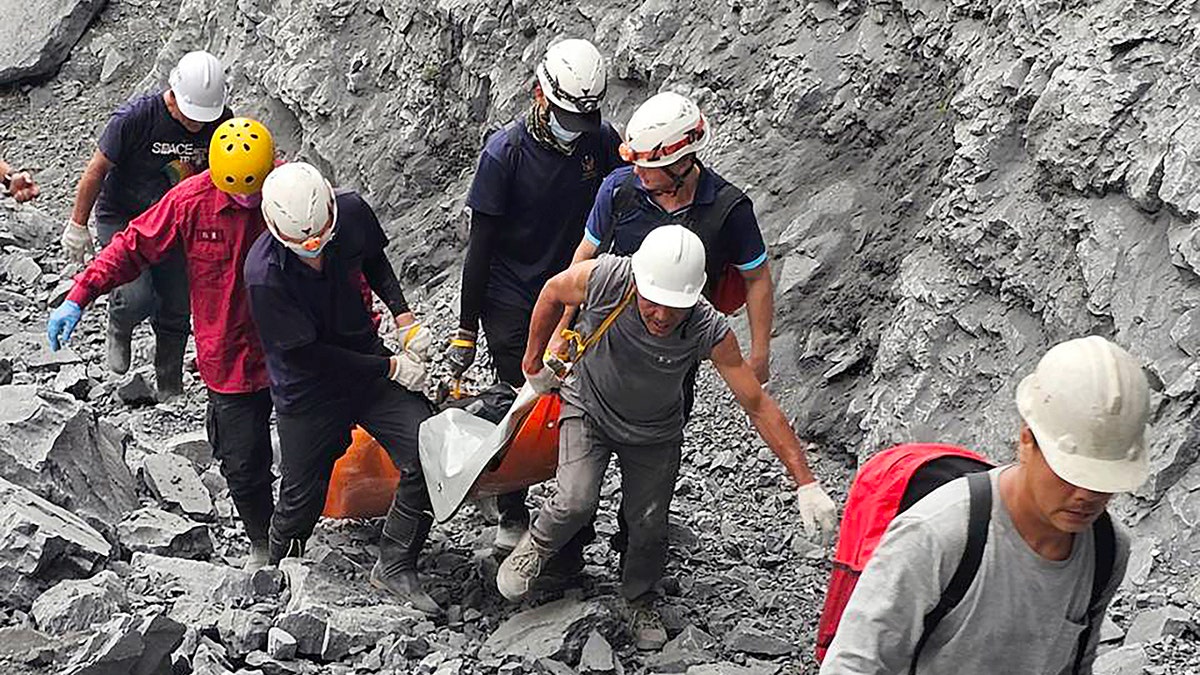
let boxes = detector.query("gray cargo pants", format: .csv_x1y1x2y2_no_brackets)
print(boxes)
95,217,190,340
529,411,682,600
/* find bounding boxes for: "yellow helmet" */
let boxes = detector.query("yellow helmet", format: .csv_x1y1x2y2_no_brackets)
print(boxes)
209,117,275,195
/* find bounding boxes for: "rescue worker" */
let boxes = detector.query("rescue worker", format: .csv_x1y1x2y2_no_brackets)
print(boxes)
244,163,441,616
496,226,838,650
821,336,1144,674
555,91,774,392
47,118,278,571
60,50,232,397
446,38,622,559
0,158,39,202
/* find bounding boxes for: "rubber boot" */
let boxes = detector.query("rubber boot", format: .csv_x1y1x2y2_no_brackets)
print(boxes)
370,496,441,617
153,331,187,401
268,527,307,565
106,326,132,375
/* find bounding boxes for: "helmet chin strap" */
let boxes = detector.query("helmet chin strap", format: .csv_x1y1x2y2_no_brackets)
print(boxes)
647,158,698,197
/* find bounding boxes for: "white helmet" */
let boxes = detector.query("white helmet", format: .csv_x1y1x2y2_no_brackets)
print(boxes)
261,162,338,258
620,91,711,168
631,225,707,308
168,51,227,123
536,39,606,133
1016,336,1151,493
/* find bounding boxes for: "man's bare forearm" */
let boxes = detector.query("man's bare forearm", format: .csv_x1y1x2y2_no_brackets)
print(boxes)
746,393,815,486
71,154,110,225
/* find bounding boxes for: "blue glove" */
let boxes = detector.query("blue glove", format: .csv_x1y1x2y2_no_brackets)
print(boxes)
47,300,82,351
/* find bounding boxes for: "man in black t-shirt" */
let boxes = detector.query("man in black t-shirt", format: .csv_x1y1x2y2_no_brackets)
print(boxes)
61,50,231,399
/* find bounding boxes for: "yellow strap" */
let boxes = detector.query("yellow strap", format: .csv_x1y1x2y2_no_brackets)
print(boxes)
402,324,421,349
571,283,635,363
449,338,475,348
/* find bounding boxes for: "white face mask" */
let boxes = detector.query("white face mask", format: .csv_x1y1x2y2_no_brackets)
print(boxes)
548,111,582,144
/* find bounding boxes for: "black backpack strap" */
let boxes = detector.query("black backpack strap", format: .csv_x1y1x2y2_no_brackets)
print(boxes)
597,171,641,254
910,472,992,675
1072,513,1116,674
689,179,749,288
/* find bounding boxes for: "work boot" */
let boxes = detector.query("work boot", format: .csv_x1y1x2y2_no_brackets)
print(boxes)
496,532,551,602
153,331,187,401
245,540,270,572
495,521,527,552
370,496,441,617
106,327,132,375
629,595,668,651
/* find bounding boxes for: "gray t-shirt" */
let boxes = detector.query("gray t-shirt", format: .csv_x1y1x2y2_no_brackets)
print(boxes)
561,255,730,446
820,467,1129,675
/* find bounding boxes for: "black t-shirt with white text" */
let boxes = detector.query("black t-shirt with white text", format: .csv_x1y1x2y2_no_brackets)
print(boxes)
94,92,232,222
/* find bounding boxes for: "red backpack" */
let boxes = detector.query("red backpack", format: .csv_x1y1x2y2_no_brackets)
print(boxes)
815,443,1116,674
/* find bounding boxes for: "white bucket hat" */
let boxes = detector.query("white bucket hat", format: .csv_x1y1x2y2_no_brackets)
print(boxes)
1016,336,1151,493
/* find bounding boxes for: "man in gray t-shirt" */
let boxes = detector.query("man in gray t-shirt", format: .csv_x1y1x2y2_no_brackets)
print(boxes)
821,336,1150,674
495,226,837,651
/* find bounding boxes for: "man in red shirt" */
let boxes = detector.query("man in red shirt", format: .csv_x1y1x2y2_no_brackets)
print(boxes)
47,118,279,570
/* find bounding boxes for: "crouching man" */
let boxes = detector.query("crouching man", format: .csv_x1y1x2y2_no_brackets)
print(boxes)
243,163,440,616
496,225,837,649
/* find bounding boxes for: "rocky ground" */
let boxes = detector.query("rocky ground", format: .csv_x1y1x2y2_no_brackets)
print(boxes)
3,0,1200,673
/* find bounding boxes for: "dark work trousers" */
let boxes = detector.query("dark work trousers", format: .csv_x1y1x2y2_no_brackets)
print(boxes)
269,378,434,545
206,388,275,543
96,217,191,341
530,412,682,600
480,296,534,530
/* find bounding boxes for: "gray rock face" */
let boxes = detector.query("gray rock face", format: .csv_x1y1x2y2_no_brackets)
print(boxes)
117,372,157,407
118,507,213,559
266,627,296,661
648,625,717,673
578,630,615,673
61,611,185,675
217,608,271,658
0,385,136,525
0,0,106,84
31,570,129,635
722,624,792,657
482,598,617,663
127,552,254,607
164,429,214,471
1125,605,1194,645
0,477,111,611
1093,644,1149,675
141,452,214,519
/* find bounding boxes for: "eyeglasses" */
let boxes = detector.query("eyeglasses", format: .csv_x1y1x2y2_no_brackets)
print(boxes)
618,116,706,164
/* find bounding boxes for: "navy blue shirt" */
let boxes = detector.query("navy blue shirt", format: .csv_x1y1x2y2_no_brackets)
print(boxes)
584,165,767,272
244,190,393,413
466,118,622,306
95,92,233,222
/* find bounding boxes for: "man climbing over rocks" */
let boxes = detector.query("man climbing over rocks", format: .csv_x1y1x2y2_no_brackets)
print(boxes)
244,162,442,617
446,38,623,563
60,50,232,398
0,158,39,202
496,225,837,650
47,118,279,572
820,336,1145,674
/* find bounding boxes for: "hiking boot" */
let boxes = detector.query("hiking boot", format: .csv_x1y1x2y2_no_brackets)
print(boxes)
153,331,187,401
496,532,549,602
245,540,270,572
629,597,667,651
106,328,132,375
495,521,527,552
371,493,441,617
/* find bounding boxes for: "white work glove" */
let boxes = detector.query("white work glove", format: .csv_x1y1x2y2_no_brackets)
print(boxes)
525,366,560,395
389,352,427,392
60,219,94,264
795,481,838,544
397,320,431,362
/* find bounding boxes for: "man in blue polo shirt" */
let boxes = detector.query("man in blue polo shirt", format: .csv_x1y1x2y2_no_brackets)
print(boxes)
556,91,774,391
243,163,440,616
62,50,232,398
445,38,623,561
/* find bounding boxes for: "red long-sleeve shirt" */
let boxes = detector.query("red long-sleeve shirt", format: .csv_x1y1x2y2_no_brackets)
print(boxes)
68,171,269,394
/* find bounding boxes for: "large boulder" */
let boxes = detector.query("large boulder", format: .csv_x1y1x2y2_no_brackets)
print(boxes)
0,0,107,85
141,453,214,519
60,611,185,675
117,508,213,559
481,598,618,664
0,385,136,526
31,570,129,635
0,477,111,611
126,553,254,611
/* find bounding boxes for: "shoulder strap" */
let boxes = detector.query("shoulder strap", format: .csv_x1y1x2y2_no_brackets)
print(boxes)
691,180,748,244
1071,513,1116,674
598,171,641,254
910,472,992,675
